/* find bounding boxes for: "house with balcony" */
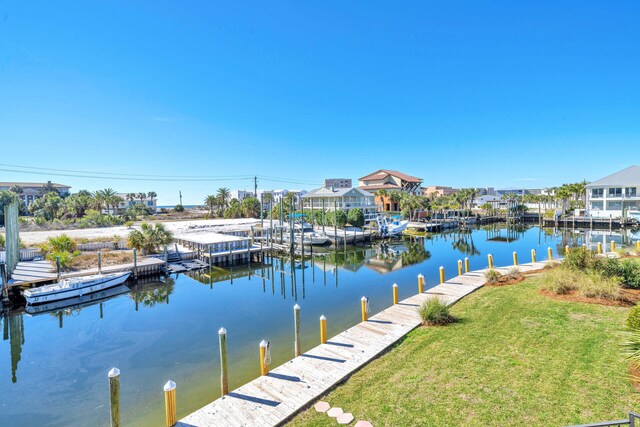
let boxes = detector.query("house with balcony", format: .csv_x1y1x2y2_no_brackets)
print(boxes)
0,181,71,214
358,169,423,211
302,187,377,220
586,165,640,218
117,193,158,214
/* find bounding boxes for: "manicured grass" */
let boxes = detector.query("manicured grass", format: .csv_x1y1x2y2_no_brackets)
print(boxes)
288,278,638,426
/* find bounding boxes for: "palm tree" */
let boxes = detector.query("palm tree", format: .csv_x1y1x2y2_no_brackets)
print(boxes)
205,194,217,217
111,195,124,215
126,193,136,206
147,191,157,204
127,223,174,255
137,192,147,205
9,185,23,195
217,188,231,215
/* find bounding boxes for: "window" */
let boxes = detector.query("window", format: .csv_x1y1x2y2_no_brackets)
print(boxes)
626,187,637,197
608,188,622,197
591,188,603,198
590,201,603,210
607,201,622,210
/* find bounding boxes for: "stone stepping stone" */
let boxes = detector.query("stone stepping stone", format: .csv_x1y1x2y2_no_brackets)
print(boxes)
314,401,330,413
327,407,344,418
337,413,355,424
354,421,373,427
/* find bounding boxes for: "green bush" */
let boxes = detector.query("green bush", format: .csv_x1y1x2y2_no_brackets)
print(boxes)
484,269,502,284
505,267,521,281
173,204,185,212
564,246,598,270
542,268,620,300
418,298,456,326
347,208,365,228
0,233,5,248
619,260,640,289
627,305,640,330
47,250,80,269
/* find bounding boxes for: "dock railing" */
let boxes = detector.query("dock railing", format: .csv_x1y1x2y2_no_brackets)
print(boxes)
566,412,640,427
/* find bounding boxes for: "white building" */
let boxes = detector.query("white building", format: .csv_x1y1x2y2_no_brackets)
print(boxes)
256,189,308,209
586,165,640,218
230,190,255,202
0,181,71,213
323,178,352,189
117,193,157,214
302,187,377,220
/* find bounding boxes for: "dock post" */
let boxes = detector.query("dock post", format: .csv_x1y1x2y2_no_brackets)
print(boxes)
98,250,102,274
439,266,445,283
320,315,327,344
597,242,602,254
531,249,536,263
392,283,398,304
108,368,120,427
565,245,570,256
56,256,61,279
164,245,168,268
464,257,469,273
512,251,518,266
133,249,138,279
293,304,301,357
636,241,640,252
163,380,177,427
457,260,463,276
218,328,228,396
488,254,494,269
361,296,368,321
417,274,424,293
611,241,616,252
259,340,270,375
548,247,553,260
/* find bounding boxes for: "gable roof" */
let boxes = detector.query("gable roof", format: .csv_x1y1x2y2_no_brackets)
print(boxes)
303,187,374,198
359,169,422,183
586,165,640,187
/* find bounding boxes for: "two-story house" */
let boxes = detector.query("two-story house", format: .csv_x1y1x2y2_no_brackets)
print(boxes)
302,187,377,221
358,169,423,211
586,165,640,218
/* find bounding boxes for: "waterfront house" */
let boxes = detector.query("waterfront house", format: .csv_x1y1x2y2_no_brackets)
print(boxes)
302,187,377,220
358,169,423,211
586,165,640,218
423,186,456,198
0,181,71,213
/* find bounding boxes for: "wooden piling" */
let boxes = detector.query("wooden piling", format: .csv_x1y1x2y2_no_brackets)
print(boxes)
457,260,463,276
293,304,301,357
98,250,102,274
259,340,269,376
531,249,536,263
319,315,327,344
133,249,138,278
218,328,228,396
548,247,553,260
392,283,398,304
439,266,445,283
108,368,120,427
361,296,368,321
464,257,469,273
512,251,518,266
417,274,424,294
487,254,494,269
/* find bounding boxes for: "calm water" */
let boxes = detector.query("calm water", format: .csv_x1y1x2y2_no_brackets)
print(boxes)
1,225,638,426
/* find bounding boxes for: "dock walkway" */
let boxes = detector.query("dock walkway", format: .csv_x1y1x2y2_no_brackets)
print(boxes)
178,260,550,427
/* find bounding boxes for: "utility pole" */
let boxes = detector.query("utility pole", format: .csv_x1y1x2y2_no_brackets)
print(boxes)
254,176,258,198
179,191,183,206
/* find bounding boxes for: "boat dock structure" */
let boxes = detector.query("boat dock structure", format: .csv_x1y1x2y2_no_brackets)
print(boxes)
171,258,551,427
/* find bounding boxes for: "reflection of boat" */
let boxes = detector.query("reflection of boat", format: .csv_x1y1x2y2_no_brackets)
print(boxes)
23,272,131,305
25,284,130,315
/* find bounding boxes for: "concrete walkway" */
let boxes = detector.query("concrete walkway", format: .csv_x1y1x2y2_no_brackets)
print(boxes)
178,261,550,427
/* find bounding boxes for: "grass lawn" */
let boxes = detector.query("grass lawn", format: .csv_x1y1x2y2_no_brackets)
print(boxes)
288,277,638,426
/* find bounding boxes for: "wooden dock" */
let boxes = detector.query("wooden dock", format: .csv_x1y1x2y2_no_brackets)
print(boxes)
177,260,550,427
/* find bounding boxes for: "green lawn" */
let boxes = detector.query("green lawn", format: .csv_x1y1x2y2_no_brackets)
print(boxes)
288,278,638,426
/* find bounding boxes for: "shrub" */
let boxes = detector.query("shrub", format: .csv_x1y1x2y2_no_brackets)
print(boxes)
125,221,134,229
47,250,80,269
622,329,640,366
505,267,521,281
484,269,502,284
347,208,365,228
0,233,5,248
418,298,456,326
618,260,640,289
564,246,598,271
174,204,185,212
40,234,76,256
542,268,620,300
628,305,640,330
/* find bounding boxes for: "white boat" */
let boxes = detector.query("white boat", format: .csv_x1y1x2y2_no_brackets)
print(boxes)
23,271,132,305
25,284,131,315
376,215,409,237
283,223,330,246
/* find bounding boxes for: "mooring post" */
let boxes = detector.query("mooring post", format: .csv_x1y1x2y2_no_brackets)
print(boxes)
439,266,445,283
464,257,470,273
108,368,120,427
392,283,398,304
56,256,61,279
218,327,228,396
548,247,553,260
133,249,138,278
361,296,368,321
611,241,616,253
565,245,570,256
293,304,301,357
531,249,536,263
98,250,102,274
512,251,518,266
487,254,494,269
163,380,177,427
457,260,463,276
319,315,327,344
636,241,640,252
597,242,603,254
164,245,168,268
259,340,270,376
417,274,424,294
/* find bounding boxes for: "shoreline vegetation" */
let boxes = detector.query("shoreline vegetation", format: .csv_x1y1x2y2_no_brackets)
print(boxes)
288,271,639,426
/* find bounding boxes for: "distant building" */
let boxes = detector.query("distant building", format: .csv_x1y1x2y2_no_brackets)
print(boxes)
324,178,352,189
256,189,308,209
302,187,377,221
496,188,543,196
586,165,640,218
117,193,158,214
359,169,423,211
423,186,456,198
230,190,255,202
0,181,71,213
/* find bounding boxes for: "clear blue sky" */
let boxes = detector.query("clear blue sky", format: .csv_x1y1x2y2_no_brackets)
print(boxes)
1,1,639,205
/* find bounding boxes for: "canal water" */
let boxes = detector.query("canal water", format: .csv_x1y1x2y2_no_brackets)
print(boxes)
0,225,637,426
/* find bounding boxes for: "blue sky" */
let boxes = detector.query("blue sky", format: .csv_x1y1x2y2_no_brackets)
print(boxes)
1,1,639,205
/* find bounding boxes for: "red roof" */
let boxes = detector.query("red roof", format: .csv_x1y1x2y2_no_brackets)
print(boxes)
359,169,422,183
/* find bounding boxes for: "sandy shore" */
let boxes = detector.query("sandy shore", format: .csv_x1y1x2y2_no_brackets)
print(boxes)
17,218,262,246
